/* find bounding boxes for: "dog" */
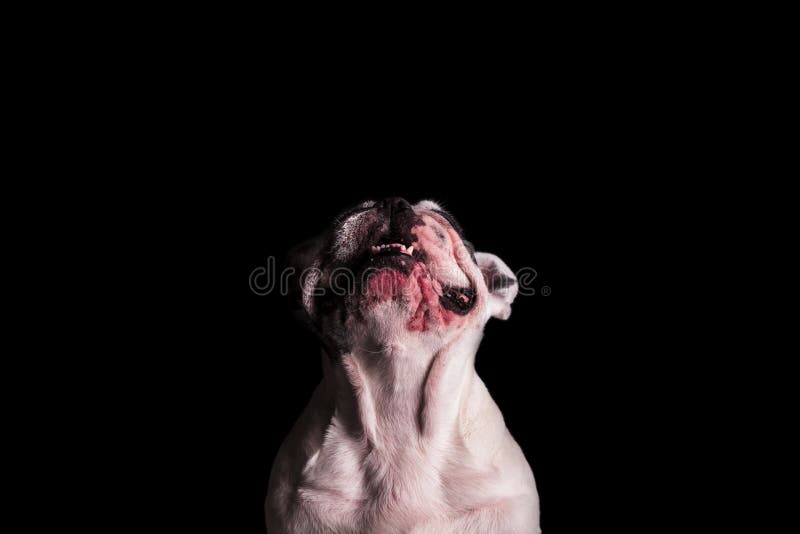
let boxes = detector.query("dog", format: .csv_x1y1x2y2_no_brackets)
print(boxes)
266,198,540,533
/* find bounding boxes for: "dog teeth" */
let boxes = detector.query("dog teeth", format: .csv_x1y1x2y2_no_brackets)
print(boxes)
370,243,416,256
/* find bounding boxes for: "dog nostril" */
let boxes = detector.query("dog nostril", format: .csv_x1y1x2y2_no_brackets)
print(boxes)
382,197,411,215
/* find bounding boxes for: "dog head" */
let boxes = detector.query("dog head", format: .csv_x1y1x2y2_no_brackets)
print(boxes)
288,198,518,356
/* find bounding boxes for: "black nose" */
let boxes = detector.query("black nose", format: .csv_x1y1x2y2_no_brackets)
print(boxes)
381,197,412,215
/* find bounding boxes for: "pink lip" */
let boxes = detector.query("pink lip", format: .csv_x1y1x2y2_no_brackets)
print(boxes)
362,261,463,332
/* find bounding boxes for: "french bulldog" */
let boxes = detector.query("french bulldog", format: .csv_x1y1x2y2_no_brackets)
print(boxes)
266,198,540,533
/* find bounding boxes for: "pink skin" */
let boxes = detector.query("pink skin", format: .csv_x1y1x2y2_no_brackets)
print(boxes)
363,216,471,332
365,263,452,332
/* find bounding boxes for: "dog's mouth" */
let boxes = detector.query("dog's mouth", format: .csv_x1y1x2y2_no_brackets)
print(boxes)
439,285,477,314
361,238,419,273
355,238,477,316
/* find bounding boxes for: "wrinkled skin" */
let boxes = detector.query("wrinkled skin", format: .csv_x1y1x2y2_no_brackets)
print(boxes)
266,198,540,533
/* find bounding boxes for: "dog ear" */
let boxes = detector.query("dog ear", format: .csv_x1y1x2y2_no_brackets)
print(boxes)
286,237,326,322
475,252,518,320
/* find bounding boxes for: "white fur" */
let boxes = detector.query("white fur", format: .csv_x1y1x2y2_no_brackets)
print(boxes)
414,200,444,212
333,210,371,262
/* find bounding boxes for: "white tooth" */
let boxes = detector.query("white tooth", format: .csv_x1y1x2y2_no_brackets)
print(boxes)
400,245,406,251
407,246,414,255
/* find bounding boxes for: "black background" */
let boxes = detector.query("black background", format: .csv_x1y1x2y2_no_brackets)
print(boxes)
35,15,731,532
119,51,677,532
158,168,644,533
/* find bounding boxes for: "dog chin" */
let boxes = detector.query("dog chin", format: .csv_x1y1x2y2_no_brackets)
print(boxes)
357,262,461,334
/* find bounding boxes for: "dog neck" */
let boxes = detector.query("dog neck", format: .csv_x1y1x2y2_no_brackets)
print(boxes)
321,328,484,450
